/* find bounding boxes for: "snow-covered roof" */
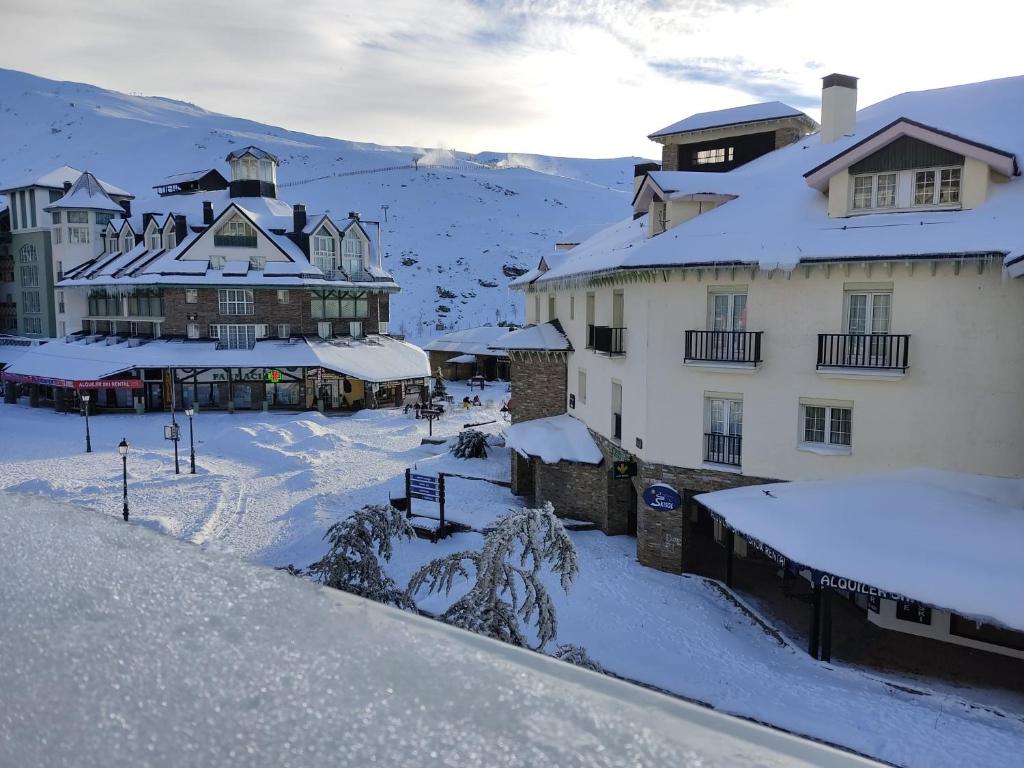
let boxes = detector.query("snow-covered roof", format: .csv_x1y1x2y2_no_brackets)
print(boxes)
696,468,1024,632
649,101,812,139
58,194,396,290
557,223,609,246
525,76,1024,284
0,165,132,197
2,335,429,384
446,353,477,364
44,171,125,214
504,414,602,464
0,492,876,768
225,145,279,162
422,326,513,356
491,321,571,352
0,336,40,368
153,168,226,188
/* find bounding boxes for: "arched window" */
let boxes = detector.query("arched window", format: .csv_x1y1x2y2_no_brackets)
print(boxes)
342,231,363,276
123,233,135,252
312,226,336,276
149,228,162,250
19,244,37,263
165,225,177,249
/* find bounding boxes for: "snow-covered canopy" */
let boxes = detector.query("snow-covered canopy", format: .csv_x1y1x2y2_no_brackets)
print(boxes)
697,468,1024,631
491,321,571,352
649,101,812,138
2,335,430,384
422,326,512,356
0,492,874,767
446,353,477,364
44,171,125,213
504,414,602,464
521,76,1024,285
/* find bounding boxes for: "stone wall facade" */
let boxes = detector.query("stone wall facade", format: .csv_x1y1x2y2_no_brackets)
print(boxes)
161,286,389,338
508,349,566,424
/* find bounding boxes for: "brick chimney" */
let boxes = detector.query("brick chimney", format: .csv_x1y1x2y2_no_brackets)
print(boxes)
348,211,360,221
293,203,306,233
820,73,858,143
202,201,214,226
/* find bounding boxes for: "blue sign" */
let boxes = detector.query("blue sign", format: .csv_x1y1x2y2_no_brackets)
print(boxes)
642,483,682,511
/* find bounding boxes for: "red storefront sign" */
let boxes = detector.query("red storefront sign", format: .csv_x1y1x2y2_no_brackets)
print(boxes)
0,372,143,390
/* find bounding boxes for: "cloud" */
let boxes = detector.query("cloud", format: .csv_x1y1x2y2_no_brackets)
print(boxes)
650,57,818,108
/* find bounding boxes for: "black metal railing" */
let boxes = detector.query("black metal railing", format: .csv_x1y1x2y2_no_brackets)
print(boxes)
704,433,742,466
213,234,257,248
685,330,762,364
589,325,626,355
816,333,909,371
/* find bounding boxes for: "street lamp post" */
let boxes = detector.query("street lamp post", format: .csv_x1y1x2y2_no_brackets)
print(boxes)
118,437,130,521
82,392,92,453
184,407,196,474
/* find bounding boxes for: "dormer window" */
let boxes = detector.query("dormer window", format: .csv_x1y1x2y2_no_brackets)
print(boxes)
852,172,896,210
166,229,177,249
122,234,134,252
149,230,162,250
694,147,734,165
312,227,337,276
849,165,962,214
342,232,364,276
916,168,961,206
214,217,257,247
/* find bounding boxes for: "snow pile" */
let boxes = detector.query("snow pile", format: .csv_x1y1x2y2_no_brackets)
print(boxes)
504,414,602,464
491,321,571,351
0,492,876,768
422,325,512,356
697,467,1024,630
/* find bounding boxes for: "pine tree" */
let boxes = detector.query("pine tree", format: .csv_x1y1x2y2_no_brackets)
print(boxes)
451,428,488,459
308,504,416,610
433,372,448,400
553,644,606,674
407,502,578,650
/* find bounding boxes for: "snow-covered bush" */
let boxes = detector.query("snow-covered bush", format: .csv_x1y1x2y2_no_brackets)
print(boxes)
308,505,416,610
553,644,606,674
451,429,488,459
407,502,578,649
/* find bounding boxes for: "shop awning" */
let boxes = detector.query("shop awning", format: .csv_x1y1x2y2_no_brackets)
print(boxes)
696,468,1024,632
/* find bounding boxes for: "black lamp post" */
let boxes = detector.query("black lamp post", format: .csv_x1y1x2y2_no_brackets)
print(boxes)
118,437,130,521
82,392,92,453
184,406,196,475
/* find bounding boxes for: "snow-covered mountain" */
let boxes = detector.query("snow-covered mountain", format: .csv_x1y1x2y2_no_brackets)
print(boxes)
0,69,641,343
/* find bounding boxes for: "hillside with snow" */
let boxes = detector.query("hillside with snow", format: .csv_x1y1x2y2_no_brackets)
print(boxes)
0,68,640,342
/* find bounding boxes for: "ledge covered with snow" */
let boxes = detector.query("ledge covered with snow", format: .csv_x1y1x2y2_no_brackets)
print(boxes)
697,468,1024,631
504,414,602,464
491,321,571,352
0,493,877,767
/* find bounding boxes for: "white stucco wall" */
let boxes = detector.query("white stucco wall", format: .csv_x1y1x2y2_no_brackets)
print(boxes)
536,258,1024,481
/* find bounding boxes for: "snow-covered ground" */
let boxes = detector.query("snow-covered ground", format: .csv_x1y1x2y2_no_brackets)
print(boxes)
1,387,1022,767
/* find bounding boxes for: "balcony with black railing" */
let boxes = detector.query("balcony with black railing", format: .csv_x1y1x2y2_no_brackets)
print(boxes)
685,330,762,365
704,432,742,467
816,333,909,372
587,324,626,356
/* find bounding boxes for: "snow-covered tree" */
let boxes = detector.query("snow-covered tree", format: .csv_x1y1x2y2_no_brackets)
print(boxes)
433,373,448,400
451,428,488,459
407,502,578,649
308,504,416,610
553,644,606,674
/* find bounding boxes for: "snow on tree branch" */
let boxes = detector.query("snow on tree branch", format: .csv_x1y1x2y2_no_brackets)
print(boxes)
308,504,416,610
407,502,578,650
451,429,489,459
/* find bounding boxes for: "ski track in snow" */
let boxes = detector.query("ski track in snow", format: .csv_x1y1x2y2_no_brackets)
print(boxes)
1,385,1023,768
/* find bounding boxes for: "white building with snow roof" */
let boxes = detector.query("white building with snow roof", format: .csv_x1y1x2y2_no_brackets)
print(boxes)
503,74,1024,660
1,146,429,413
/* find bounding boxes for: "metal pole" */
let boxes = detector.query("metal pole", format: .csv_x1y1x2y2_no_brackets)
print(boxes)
188,413,196,474
809,582,822,659
122,455,129,521
820,587,833,663
171,384,180,474
725,528,735,588
405,468,412,518
438,474,446,537
84,398,92,453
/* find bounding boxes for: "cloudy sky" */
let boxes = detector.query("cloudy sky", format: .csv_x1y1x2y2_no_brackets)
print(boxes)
1,0,1021,158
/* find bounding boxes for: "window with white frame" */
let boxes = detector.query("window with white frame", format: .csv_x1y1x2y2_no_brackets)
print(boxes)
800,402,852,449
52,211,62,225
185,288,198,304
149,229,162,250
186,323,200,339
210,324,256,349
21,291,40,314
313,228,337,275
24,317,41,334
277,323,290,339
341,232,364,275
166,229,177,249
20,265,38,287
844,289,891,334
694,147,734,165
611,381,622,440
69,227,90,244
851,172,897,210
704,395,742,465
708,289,747,331
19,245,36,263
96,212,114,227
123,234,134,252
218,288,254,315
577,369,587,404
67,210,88,224
219,217,257,241
277,289,290,304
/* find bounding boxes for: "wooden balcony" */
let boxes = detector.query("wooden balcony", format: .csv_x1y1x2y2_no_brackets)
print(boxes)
816,333,909,371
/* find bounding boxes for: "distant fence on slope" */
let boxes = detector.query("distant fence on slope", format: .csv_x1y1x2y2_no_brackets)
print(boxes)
278,160,534,189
